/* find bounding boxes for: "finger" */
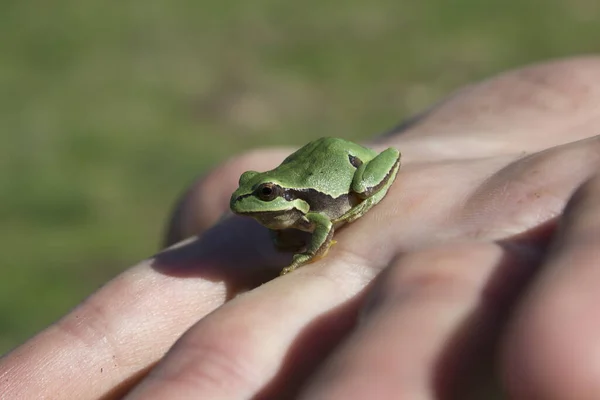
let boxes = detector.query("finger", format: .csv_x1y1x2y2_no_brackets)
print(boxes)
364,135,600,265
388,56,600,157
454,136,600,241
0,216,280,400
502,174,600,399
298,242,540,399
124,255,380,400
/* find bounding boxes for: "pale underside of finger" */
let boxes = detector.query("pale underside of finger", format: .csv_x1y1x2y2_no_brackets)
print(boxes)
388,56,600,161
299,243,534,400
124,258,378,400
503,174,600,400
0,232,268,400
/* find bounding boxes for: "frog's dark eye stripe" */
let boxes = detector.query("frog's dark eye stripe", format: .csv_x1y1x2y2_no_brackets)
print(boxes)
348,154,363,168
256,183,282,201
284,190,295,201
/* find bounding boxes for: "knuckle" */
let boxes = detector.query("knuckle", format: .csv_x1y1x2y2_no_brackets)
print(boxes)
373,243,501,305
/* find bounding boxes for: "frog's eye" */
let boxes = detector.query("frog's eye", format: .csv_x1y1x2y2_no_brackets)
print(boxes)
256,183,281,201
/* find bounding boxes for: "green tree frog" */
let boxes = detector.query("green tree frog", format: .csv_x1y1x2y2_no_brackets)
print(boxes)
230,137,401,275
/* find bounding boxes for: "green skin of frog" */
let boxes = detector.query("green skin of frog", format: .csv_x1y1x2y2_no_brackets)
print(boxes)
230,137,401,275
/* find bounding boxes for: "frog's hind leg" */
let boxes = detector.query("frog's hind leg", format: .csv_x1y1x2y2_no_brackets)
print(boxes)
333,148,400,224
332,182,390,224
352,147,400,197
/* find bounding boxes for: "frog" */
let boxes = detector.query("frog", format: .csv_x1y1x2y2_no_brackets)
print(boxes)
229,137,401,275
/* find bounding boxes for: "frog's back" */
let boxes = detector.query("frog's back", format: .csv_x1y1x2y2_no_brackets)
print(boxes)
270,137,377,198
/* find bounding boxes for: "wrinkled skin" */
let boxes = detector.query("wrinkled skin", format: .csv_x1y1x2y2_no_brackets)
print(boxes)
3,56,600,399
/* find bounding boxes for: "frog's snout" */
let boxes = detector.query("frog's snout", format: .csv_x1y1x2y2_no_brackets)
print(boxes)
229,191,241,212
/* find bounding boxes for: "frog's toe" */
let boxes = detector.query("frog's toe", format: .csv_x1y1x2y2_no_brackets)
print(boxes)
280,265,296,275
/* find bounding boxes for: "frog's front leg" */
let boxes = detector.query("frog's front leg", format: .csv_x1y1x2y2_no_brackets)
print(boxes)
280,212,333,275
335,148,401,224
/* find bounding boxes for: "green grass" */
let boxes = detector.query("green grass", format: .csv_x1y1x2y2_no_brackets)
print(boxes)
1,0,599,353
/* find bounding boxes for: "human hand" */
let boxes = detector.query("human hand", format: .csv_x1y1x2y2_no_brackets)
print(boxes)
3,56,600,399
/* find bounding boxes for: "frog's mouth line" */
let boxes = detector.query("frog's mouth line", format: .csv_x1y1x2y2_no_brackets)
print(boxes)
234,208,298,218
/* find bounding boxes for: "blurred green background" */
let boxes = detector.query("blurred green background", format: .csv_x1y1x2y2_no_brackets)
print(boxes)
1,0,599,354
